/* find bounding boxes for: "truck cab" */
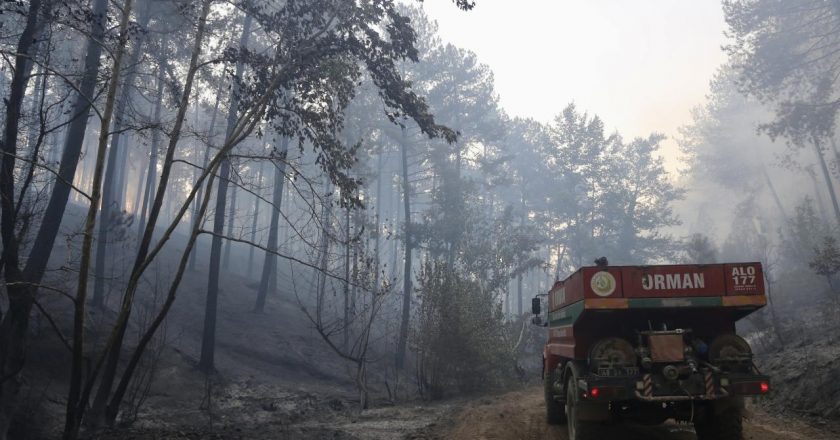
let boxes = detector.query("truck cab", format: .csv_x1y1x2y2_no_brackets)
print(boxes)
533,262,770,440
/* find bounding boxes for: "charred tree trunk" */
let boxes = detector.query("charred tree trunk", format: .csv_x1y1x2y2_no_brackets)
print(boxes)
395,129,412,370
315,181,333,319
199,121,233,373
132,145,146,213
761,165,788,226
113,140,128,210
223,170,238,268
24,63,46,152
93,6,151,308
16,62,49,213
255,138,289,313
0,1,47,437
373,152,383,290
517,192,526,316
88,0,213,428
64,1,134,436
247,161,265,277
831,136,840,181
24,0,107,284
391,170,400,282
814,139,840,225
447,141,463,267
106,162,218,426
808,167,831,222
100,1,214,423
344,205,351,351
199,14,252,372
137,62,164,242
189,78,225,271
351,209,360,323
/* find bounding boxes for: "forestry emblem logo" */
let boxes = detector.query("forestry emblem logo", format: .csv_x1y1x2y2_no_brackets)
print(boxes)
591,272,616,297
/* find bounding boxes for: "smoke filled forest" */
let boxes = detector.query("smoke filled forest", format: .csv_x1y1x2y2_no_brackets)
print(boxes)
0,0,839,439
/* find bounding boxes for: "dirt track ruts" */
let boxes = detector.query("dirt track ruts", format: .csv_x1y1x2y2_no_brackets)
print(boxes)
444,387,838,440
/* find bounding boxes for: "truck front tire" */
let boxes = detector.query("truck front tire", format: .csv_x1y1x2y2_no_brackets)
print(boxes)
544,370,566,425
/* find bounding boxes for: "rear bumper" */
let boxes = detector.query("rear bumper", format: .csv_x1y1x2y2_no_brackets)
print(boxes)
578,372,770,402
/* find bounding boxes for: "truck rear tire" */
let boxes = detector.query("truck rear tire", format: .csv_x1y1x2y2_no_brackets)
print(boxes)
544,370,566,425
694,399,743,440
565,378,597,440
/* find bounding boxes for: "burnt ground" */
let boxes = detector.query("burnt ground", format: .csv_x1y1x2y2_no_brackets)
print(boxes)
24,296,840,440
755,332,840,422
444,387,839,440
77,384,840,440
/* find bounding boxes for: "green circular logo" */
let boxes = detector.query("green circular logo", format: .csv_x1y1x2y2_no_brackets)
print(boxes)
591,272,616,297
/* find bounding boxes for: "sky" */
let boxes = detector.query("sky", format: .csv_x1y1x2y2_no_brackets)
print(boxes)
421,0,729,172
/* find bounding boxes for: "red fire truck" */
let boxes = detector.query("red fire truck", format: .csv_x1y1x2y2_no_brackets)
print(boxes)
532,262,770,440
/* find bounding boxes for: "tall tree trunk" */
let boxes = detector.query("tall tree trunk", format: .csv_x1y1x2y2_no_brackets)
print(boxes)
504,283,510,316
223,171,238,268
16,62,49,212
93,6,151,308
373,152,383,290
391,170,400,281
831,136,840,180
24,0,107,283
517,192,526,316
24,63,46,152
344,205,351,351
313,178,333,322
0,1,46,437
200,14,253,372
808,167,831,222
814,139,840,225
114,138,128,210
351,208,360,325
100,1,215,423
189,78,225,271
761,165,788,225
137,63,164,242
88,0,213,428
446,141,462,267
106,159,219,425
254,138,288,312
132,145,146,214
64,1,134,436
247,161,265,277
395,129,412,370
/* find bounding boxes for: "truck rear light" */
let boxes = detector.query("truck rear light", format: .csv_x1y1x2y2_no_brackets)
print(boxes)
728,380,770,395
585,386,625,399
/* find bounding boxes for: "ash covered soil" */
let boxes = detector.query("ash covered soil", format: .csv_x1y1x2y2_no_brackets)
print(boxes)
86,385,838,440
444,387,838,440
755,333,840,421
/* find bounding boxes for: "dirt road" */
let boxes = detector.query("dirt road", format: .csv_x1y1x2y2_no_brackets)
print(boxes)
445,387,838,440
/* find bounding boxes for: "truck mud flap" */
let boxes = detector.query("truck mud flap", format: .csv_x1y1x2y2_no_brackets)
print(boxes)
576,400,610,422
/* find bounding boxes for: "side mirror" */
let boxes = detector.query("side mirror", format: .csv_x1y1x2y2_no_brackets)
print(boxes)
531,297,541,315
